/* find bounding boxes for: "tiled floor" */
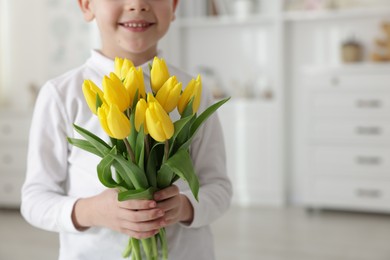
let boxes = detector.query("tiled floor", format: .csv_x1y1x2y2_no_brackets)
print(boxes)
1,206,390,260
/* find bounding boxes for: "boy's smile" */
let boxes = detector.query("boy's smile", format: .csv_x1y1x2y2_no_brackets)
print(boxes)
119,20,155,31
78,0,178,66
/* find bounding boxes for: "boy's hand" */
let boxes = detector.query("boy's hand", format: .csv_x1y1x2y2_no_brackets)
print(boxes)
72,189,165,239
154,185,194,226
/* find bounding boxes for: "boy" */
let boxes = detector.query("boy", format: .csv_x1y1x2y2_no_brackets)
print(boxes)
21,0,232,259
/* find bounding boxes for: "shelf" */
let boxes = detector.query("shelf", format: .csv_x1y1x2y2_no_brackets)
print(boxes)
284,6,390,22
174,13,275,28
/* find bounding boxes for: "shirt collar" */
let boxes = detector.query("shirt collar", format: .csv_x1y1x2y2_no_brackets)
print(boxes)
87,49,156,79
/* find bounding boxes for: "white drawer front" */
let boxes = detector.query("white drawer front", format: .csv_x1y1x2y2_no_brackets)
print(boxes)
303,69,390,90
0,118,31,142
0,176,24,207
310,92,390,117
309,146,390,177
310,119,390,143
0,145,28,172
309,178,390,212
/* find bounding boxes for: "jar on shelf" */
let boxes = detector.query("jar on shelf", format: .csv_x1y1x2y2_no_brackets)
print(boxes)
341,37,363,63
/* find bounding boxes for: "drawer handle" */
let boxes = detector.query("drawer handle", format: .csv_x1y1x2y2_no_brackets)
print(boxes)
356,99,382,108
356,126,382,135
356,188,382,198
355,156,382,165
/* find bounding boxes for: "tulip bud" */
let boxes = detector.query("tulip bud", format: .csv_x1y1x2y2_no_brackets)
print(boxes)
145,94,174,142
150,57,170,93
155,76,182,113
124,67,146,106
103,72,131,112
134,99,148,134
114,57,134,80
178,75,202,115
82,80,105,115
98,103,131,139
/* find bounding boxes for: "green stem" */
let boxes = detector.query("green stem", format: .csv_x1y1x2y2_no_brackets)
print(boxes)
159,228,168,260
151,234,158,259
144,135,150,162
122,238,132,258
141,238,152,260
163,140,169,163
124,138,136,163
131,238,141,260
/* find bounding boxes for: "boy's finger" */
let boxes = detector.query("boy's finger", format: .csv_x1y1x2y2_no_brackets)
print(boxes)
118,199,156,210
154,185,179,201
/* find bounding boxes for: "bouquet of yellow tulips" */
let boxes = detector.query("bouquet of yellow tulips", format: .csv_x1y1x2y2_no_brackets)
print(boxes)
67,56,229,260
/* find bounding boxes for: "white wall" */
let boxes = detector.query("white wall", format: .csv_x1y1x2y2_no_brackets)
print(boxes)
1,0,95,110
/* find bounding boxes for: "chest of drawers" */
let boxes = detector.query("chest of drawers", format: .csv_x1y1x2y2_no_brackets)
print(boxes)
301,65,390,213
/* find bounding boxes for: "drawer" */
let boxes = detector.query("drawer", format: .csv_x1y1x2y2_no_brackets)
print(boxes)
0,145,28,172
310,119,390,143
302,68,390,90
308,177,390,212
0,176,24,207
0,117,31,142
309,92,390,117
309,146,390,177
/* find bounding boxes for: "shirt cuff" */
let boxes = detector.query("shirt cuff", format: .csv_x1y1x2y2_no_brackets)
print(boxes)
57,197,84,234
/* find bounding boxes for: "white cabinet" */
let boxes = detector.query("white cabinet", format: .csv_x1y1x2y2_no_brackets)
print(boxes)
0,111,31,207
218,100,284,206
301,65,390,213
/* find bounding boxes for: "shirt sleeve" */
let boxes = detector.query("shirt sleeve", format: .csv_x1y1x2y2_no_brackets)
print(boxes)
20,83,82,234
181,90,233,229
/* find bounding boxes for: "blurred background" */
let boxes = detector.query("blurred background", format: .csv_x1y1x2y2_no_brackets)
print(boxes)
1,0,390,259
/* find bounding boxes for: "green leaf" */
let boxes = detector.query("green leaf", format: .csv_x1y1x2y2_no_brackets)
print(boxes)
109,153,149,189
67,137,103,158
112,162,135,190
72,124,112,155
157,164,174,189
163,149,199,201
96,147,119,188
191,97,230,136
95,93,103,112
145,143,163,188
169,115,195,155
179,97,230,151
117,187,157,201
181,97,194,118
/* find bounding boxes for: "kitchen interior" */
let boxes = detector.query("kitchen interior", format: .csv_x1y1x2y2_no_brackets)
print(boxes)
1,0,390,259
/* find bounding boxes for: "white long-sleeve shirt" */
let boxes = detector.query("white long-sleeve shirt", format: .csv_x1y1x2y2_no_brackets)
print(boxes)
21,50,232,260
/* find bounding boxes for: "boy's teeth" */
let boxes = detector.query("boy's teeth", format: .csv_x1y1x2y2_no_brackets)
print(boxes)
123,23,148,28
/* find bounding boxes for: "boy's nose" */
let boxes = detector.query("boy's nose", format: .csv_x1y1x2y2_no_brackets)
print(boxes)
126,0,150,12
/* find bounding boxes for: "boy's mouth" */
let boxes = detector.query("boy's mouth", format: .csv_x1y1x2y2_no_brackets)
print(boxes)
119,21,154,29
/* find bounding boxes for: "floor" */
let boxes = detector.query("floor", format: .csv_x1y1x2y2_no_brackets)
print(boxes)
1,206,390,260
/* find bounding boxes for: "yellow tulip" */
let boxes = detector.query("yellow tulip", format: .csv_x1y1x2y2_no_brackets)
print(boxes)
178,75,202,115
82,80,105,115
155,76,182,113
97,103,131,139
103,72,130,112
114,57,134,81
124,67,146,106
145,94,174,142
134,99,148,134
150,57,170,93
